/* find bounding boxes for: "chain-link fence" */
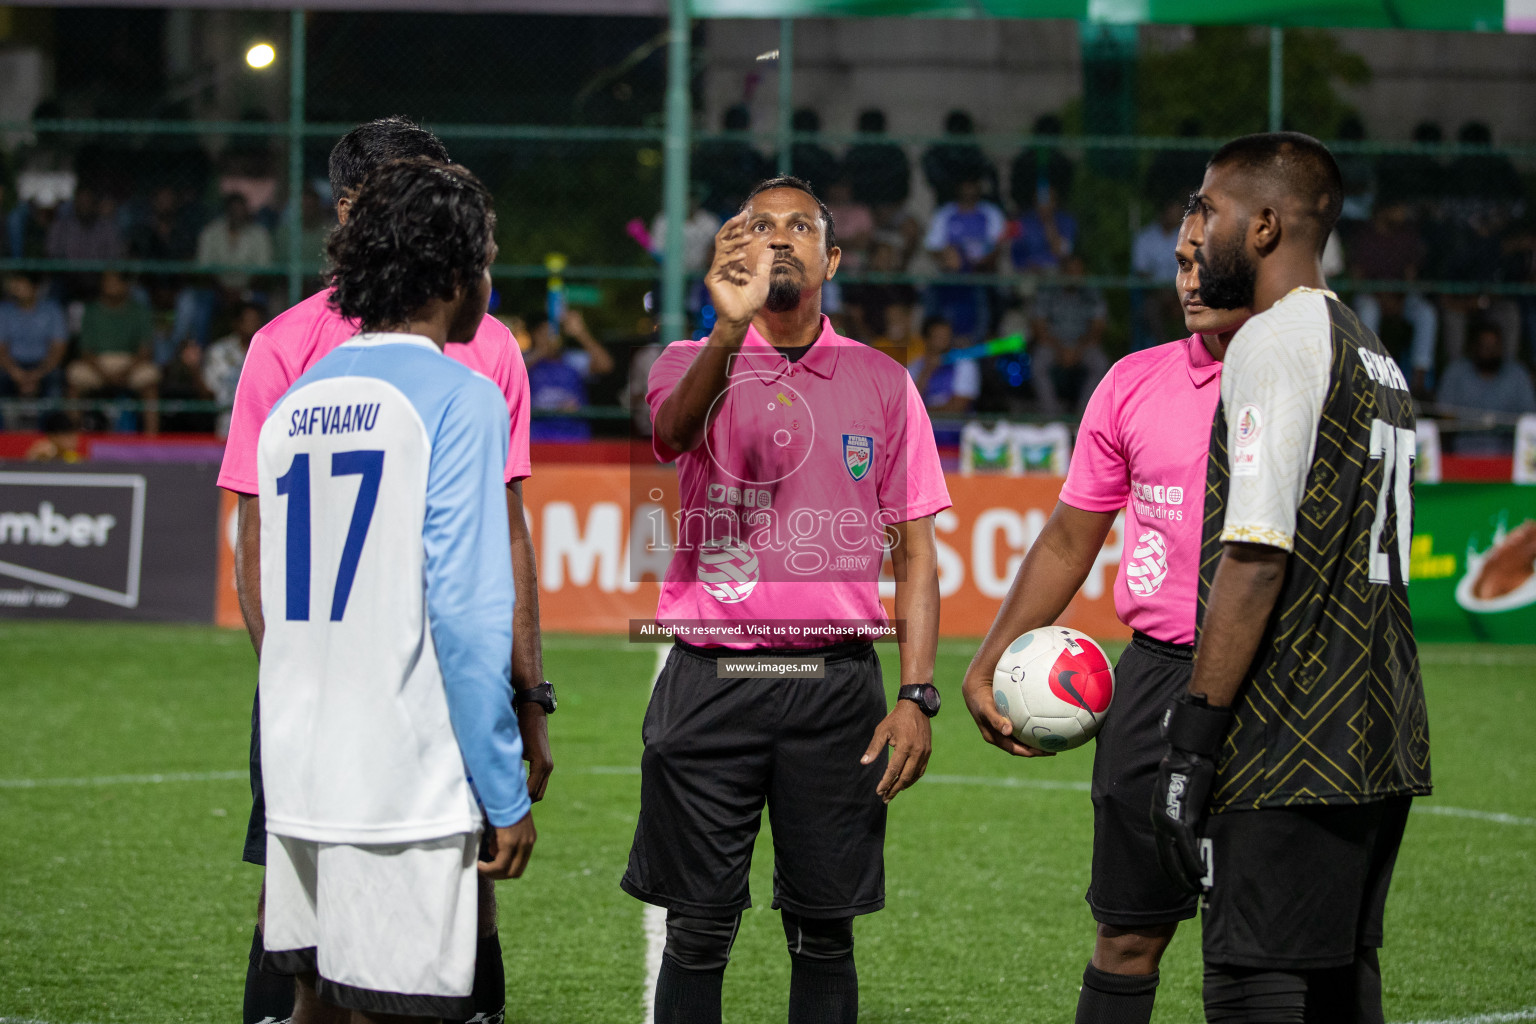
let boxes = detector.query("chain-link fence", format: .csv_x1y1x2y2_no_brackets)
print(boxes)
2,10,1534,450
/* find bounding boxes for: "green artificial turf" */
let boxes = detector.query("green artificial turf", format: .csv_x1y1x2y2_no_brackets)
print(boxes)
0,624,1532,1022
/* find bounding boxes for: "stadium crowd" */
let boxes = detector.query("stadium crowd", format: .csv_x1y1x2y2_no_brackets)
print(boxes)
3,104,1535,450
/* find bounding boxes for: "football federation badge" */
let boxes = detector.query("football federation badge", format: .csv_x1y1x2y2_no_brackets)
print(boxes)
843,434,873,481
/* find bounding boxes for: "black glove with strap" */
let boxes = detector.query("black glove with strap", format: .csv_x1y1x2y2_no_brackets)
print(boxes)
1151,692,1233,895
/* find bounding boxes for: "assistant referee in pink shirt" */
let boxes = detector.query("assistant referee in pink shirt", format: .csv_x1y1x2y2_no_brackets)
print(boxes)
962,213,1249,1024
624,177,950,1024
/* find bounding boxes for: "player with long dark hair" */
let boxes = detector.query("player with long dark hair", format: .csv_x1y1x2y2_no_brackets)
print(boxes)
256,157,535,1024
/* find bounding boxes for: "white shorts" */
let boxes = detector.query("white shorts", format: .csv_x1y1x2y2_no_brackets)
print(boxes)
263,832,480,1018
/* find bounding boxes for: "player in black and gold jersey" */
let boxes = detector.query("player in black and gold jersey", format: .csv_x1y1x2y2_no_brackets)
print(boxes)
1152,132,1432,1022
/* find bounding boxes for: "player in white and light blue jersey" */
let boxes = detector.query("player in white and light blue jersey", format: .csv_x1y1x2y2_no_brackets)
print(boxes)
254,157,534,1023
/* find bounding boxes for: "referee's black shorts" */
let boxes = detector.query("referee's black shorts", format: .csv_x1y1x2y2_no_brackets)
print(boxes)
1085,631,1201,927
621,640,889,920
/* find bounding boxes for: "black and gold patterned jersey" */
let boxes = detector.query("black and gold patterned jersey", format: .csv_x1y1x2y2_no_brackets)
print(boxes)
1199,287,1432,813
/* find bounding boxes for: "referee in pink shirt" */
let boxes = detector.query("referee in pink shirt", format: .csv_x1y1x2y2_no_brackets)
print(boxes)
219,118,550,1024
625,177,950,1024
962,212,1249,1024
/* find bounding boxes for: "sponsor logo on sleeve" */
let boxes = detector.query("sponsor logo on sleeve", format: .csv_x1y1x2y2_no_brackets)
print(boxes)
1234,405,1263,447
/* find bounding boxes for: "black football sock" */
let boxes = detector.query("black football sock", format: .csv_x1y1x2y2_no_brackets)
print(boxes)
787,953,858,1024
654,954,724,1024
243,925,295,1024
1075,963,1159,1024
448,931,506,1024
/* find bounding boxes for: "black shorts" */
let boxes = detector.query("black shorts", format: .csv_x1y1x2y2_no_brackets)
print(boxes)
244,687,267,866
621,641,889,920
1085,632,1201,927
1202,795,1412,971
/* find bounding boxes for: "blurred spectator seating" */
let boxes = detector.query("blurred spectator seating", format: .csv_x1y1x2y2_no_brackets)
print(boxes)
129,185,198,262
843,108,911,209
922,110,998,206
846,236,919,344
202,301,262,437
923,177,1005,342
197,193,274,296
274,185,336,270
1143,119,1209,211
824,180,872,271
525,310,615,441
697,104,771,220
65,271,161,434
789,109,840,196
1009,114,1076,215
1435,320,1536,454
1009,183,1076,274
1030,254,1109,415
908,316,980,415
0,272,70,425
649,186,722,275
868,297,922,366
1129,199,1184,351
44,185,124,262
1348,200,1437,394
1335,114,1376,229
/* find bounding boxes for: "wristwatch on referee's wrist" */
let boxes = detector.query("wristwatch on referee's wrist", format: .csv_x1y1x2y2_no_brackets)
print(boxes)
513,681,557,715
897,683,941,718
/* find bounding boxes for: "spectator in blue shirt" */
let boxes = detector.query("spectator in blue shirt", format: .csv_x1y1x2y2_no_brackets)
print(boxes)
1009,183,1077,273
923,177,1005,342
0,272,69,402
1436,321,1536,455
908,316,981,415
525,309,615,441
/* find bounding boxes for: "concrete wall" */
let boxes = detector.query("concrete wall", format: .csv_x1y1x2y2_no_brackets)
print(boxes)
700,18,1536,147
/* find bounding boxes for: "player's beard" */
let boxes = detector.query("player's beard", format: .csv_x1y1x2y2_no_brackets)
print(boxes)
1195,231,1257,311
764,262,805,314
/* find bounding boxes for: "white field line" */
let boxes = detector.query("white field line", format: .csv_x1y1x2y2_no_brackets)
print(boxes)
0,769,246,789
3,766,1530,831
1396,1010,1536,1024
641,642,670,1024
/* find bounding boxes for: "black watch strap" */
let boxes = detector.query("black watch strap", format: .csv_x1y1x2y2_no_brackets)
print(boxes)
513,681,557,714
897,683,941,718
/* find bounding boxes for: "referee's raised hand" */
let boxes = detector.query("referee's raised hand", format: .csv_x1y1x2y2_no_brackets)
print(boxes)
706,211,775,331
861,700,932,804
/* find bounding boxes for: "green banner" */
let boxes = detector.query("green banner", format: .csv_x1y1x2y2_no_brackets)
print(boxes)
690,0,1509,30
1411,484,1536,644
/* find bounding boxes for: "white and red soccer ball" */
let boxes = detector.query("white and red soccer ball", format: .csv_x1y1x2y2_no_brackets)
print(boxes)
991,627,1116,752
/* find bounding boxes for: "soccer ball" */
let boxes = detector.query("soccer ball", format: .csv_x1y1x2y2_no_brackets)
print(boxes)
990,627,1116,752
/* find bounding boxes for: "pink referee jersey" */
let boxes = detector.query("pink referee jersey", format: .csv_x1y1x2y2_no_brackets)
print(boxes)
1059,334,1221,646
217,288,531,494
647,317,951,649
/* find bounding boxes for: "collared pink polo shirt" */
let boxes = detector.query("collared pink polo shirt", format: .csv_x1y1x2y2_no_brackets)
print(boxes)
1059,334,1222,645
647,317,951,649
217,288,531,495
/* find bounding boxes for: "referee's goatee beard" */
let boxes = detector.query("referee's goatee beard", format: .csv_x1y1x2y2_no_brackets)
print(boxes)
765,266,807,314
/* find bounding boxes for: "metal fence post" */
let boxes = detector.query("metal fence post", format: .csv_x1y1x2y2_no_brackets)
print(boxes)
1268,26,1283,132
287,8,307,306
778,17,794,176
661,0,691,344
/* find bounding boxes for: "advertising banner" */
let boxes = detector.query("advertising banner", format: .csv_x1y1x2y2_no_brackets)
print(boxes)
0,461,220,622
1407,483,1536,643
91,463,1536,644
521,465,1128,640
